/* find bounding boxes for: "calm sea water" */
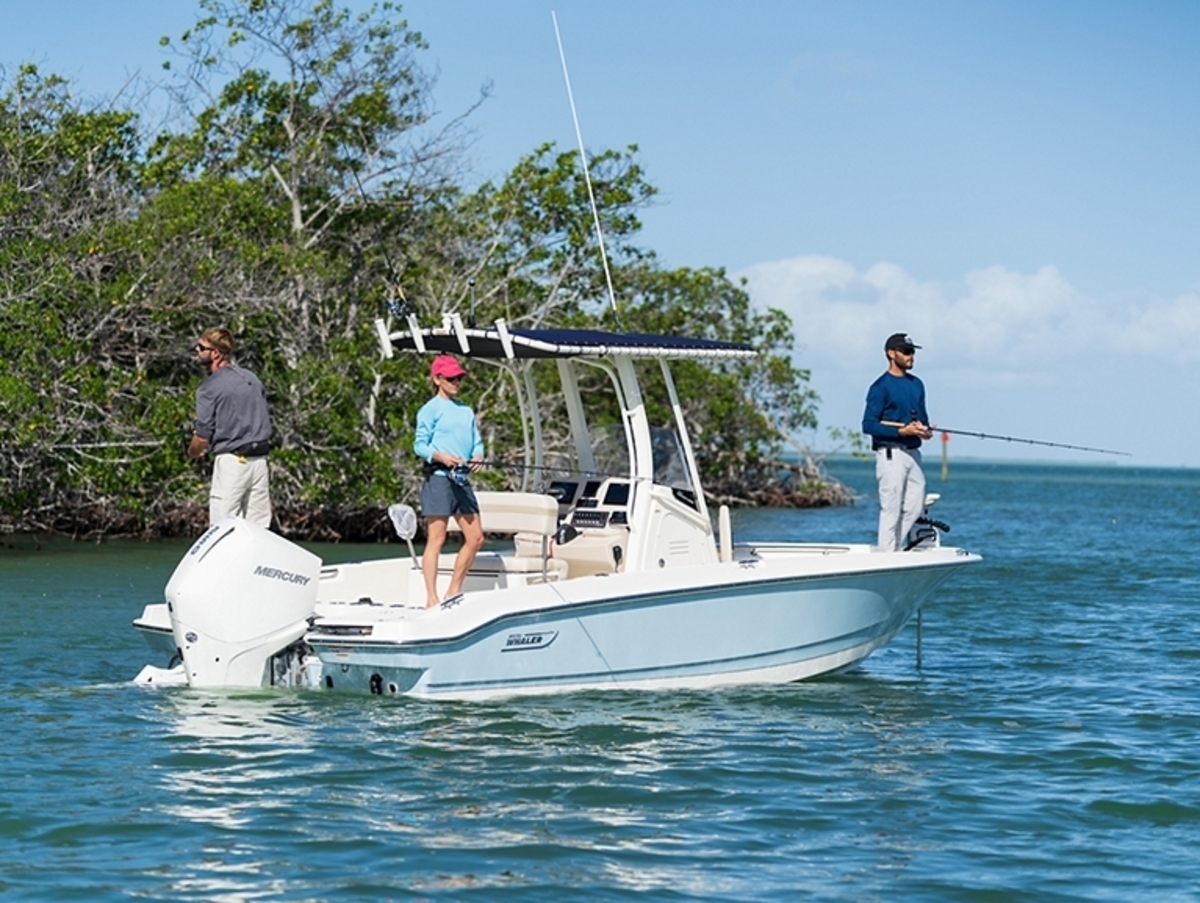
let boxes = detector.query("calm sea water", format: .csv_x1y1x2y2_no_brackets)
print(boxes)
2,459,1198,901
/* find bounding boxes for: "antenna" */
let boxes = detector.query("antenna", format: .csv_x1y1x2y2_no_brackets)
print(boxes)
551,11,621,325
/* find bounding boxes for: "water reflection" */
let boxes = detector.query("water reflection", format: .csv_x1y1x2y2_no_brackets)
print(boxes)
148,690,325,898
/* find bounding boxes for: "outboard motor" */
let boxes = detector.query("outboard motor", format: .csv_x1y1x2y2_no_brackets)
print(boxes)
165,516,321,688
905,492,951,551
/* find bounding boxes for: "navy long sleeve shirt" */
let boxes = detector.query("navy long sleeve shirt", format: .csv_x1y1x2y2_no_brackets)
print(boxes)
862,372,929,450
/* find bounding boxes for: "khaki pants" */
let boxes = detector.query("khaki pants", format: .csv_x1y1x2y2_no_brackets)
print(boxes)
210,453,272,528
875,447,925,551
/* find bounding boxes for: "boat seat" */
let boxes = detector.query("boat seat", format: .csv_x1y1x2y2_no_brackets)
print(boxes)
446,491,563,582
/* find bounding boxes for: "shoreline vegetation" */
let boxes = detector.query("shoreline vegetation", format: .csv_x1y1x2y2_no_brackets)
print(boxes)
0,0,850,543
0,457,857,543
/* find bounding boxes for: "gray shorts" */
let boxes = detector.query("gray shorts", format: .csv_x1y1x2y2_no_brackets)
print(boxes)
420,475,480,518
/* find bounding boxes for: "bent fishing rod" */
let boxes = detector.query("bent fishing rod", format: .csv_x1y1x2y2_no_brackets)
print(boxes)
880,421,1130,457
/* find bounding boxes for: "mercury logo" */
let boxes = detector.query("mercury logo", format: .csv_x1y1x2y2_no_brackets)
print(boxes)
502,630,558,652
253,565,312,586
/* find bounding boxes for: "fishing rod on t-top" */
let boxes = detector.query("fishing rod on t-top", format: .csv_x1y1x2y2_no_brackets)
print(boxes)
879,420,1130,457
349,165,413,321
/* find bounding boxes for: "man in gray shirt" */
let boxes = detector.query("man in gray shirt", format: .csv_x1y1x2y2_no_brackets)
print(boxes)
187,327,274,527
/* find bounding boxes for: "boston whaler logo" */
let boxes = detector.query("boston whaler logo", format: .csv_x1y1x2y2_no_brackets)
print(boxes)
502,629,559,652
253,564,312,586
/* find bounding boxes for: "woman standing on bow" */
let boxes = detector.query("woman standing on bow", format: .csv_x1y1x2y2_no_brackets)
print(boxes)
413,354,485,608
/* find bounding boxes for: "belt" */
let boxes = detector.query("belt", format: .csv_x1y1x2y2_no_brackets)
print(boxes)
230,440,271,457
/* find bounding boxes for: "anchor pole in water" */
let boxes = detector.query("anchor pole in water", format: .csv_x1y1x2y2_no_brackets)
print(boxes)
916,607,923,669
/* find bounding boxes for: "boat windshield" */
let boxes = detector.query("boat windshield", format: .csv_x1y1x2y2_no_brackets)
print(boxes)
525,357,696,494
588,423,629,477
651,425,692,491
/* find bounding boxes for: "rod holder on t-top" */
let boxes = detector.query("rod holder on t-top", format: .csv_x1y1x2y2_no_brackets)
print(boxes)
879,421,1129,457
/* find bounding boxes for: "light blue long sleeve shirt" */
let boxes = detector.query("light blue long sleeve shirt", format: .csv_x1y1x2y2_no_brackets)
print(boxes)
414,395,483,466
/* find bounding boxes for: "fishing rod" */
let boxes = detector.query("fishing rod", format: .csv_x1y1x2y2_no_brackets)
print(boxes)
880,421,1130,457
349,165,413,320
1,440,165,451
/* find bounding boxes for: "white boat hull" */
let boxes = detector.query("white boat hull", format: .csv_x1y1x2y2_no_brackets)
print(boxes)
307,548,973,700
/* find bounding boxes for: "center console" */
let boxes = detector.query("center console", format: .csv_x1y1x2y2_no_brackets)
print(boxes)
517,477,632,577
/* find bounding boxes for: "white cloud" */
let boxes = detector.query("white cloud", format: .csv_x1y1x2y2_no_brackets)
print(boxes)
739,255,1200,370
737,254,1200,466
1122,290,1200,358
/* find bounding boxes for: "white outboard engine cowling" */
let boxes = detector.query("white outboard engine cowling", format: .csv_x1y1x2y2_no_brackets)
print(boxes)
165,516,321,688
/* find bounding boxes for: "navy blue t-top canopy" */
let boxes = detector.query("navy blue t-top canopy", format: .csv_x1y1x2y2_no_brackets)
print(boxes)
390,326,756,361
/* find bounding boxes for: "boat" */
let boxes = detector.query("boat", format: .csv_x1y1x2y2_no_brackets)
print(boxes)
133,316,980,699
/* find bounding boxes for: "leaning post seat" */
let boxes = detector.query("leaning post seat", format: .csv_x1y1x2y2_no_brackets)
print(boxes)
445,490,565,582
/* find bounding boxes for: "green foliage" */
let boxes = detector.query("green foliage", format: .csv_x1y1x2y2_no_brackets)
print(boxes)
0,0,827,536
451,144,655,329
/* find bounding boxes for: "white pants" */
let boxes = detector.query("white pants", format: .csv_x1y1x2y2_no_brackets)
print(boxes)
210,453,272,528
875,447,925,551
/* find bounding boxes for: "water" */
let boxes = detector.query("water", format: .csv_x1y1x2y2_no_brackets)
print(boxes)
2,460,1198,901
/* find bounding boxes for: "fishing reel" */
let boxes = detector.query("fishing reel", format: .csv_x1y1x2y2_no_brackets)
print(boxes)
386,283,414,320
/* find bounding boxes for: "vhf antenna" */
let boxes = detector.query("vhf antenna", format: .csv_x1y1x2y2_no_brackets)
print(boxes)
552,10,622,327
468,278,477,328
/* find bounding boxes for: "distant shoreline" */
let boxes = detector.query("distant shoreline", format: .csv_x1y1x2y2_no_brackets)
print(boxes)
814,453,1186,469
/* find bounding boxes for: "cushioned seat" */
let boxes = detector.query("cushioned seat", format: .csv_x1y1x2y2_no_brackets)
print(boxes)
445,491,563,582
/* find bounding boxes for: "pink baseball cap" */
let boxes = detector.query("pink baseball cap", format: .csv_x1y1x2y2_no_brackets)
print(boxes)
430,354,467,379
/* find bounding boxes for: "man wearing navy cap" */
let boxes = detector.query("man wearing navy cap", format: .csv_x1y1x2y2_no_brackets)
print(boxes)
862,333,933,550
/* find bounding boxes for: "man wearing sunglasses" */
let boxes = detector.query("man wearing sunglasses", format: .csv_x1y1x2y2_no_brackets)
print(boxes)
187,327,274,528
862,333,933,551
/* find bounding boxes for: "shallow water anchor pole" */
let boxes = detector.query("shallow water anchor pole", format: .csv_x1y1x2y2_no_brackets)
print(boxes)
916,607,924,669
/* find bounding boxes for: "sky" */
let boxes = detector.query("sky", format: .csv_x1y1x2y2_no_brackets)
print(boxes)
4,0,1199,466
